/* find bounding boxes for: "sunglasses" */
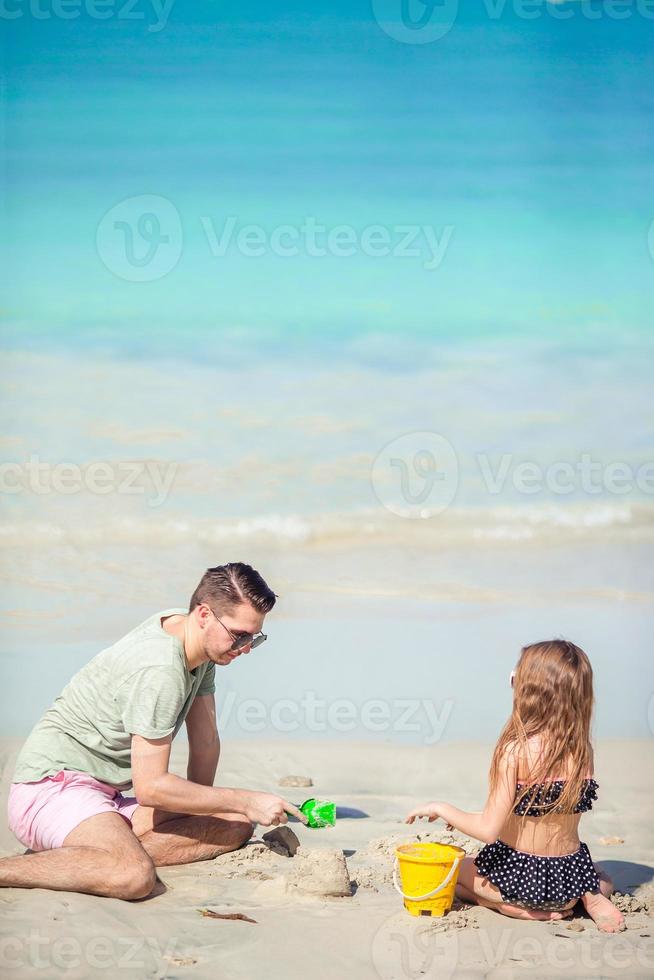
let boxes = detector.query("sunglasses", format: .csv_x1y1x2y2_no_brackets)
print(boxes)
209,608,267,652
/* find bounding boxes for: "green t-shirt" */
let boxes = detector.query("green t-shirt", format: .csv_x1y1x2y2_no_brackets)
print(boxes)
12,608,215,791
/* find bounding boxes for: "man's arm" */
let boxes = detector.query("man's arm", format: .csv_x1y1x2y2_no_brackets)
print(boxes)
130,733,307,827
185,694,220,786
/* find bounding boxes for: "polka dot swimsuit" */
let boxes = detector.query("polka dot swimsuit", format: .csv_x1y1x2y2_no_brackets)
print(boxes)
474,779,601,909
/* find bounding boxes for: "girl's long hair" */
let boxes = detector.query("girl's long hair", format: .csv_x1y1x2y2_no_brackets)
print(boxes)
489,640,594,816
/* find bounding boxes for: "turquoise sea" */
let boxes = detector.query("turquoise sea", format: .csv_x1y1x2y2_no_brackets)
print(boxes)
3,1,653,353
1,1,653,741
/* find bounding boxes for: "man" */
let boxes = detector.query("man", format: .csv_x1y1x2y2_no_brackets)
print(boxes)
2,562,305,900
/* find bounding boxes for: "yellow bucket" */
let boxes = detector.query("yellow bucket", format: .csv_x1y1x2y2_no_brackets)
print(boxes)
394,842,465,917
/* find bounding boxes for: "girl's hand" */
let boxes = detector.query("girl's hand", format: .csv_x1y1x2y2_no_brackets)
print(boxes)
406,802,443,824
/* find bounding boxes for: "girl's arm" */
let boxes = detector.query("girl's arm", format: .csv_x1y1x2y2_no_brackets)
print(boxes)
405,746,517,845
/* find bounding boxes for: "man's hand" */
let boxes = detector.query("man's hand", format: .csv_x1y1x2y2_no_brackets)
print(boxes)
240,792,308,827
131,735,309,825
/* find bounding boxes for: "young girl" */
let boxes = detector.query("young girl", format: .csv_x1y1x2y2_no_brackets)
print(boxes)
406,640,625,932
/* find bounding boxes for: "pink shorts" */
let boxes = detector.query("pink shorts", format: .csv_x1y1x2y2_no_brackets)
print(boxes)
7,769,140,851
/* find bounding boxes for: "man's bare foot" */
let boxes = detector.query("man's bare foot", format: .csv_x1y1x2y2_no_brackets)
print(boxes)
582,892,626,932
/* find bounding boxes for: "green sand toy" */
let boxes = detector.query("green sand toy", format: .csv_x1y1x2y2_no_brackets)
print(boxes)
299,798,336,828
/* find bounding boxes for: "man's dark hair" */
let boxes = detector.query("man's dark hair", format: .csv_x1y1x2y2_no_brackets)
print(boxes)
189,563,277,616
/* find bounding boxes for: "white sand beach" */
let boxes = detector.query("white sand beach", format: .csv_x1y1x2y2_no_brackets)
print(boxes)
1,737,652,980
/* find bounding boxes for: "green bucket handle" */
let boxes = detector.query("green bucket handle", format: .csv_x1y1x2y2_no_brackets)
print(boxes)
392,855,461,902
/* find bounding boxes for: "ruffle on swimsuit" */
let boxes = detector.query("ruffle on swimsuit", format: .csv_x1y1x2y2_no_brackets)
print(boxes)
513,778,599,817
474,839,601,909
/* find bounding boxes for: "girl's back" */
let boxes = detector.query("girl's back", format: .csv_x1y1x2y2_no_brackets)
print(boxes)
500,735,597,857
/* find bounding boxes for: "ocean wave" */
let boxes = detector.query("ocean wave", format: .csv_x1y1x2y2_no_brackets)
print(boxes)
0,502,652,550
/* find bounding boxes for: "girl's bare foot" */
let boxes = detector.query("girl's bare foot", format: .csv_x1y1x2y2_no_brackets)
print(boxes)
582,891,626,932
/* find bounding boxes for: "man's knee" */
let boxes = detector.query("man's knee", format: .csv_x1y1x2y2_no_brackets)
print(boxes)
219,814,254,851
229,816,255,849
110,856,157,900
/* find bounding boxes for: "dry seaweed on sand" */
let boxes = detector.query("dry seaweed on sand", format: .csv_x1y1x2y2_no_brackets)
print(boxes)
198,908,257,924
